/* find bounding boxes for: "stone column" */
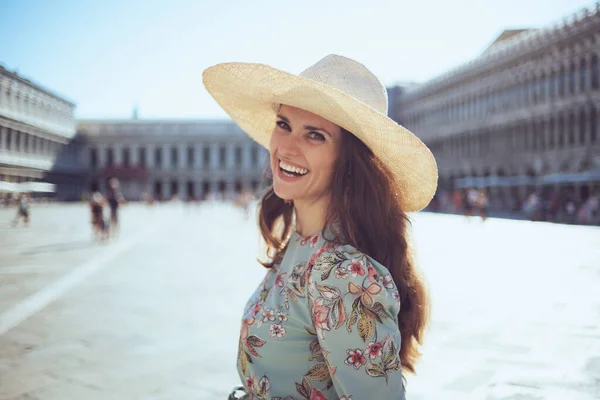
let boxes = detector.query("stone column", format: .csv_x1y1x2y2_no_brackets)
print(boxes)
211,142,220,170
161,144,168,171
179,144,186,170
243,142,252,169
131,144,139,165
194,144,202,170
96,143,106,168
146,144,155,169
227,142,236,170
114,143,123,166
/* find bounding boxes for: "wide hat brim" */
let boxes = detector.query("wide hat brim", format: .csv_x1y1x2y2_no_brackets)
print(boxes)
202,62,438,212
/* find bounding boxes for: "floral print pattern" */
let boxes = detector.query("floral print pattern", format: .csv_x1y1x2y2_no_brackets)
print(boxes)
236,228,405,399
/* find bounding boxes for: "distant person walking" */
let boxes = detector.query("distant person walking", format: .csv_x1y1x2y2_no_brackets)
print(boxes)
90,191,108,241
11,193,30,227
106,178,126,237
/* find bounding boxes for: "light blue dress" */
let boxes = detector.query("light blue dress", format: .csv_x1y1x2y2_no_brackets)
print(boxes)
236,227,406,399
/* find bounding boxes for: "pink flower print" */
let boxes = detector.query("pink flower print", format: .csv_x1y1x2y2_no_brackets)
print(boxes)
275,272,286,287
301,233,320,247
312,298,331,332
262,308,276,323
382,274,394,289
251,301,263,318
348,260,365,277
309,387,328,400
269,323,286,339
344,349,367,370
328,364,337,377
245,376,254,389
365,342,383,359
277,311,288,322
335,266,349,279
367,263,378,282
309,244,330,267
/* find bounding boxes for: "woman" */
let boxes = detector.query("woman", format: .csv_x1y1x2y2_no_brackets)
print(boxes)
203,54,437,400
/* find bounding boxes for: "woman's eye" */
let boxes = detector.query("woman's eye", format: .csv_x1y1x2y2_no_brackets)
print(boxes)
308,132,326,141
276,120,290,130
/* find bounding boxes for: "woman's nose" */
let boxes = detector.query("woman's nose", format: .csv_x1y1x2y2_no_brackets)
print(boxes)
278,132,301,156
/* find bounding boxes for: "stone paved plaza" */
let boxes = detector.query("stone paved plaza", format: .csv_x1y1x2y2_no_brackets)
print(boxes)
0,203,599,399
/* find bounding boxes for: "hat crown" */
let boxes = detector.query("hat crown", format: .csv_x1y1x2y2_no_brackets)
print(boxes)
299,54,388,115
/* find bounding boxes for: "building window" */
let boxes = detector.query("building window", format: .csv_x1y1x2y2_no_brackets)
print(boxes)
187,146,194,168
580,58,588,92
171,147,178,168
106,147,114,166
558,65,566,97
569,62,577,95
235,146,242,168
219,145,226,168
568,113,576,146
15,131,21,151
540,72,547,101
203,146,211,168
550,70,558,99
138,147,146,167
122,147,130,166
591,55,599,90
90,148,98,168
154,147,162,168
548,119,555,149
5,129,11,150
579,109,586,145
23,133,29,153
558,115,565,147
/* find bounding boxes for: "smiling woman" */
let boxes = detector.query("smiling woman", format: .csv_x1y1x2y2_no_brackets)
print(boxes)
203,54,438,400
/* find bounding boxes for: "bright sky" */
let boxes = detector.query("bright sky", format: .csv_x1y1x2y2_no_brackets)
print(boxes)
0,0,595,119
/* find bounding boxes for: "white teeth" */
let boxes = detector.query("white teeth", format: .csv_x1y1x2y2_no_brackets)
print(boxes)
279,160,308,175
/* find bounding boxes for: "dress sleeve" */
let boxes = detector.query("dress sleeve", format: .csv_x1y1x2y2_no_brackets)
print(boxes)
307,245,406,399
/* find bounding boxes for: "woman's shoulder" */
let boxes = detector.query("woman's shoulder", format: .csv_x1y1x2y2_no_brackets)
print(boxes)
308,240,392,282
305,239,402,322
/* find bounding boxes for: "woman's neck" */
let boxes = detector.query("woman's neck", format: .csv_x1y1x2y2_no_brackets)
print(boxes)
293,194,330,238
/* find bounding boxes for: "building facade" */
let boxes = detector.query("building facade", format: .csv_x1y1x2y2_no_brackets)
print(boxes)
77,119,269,201
0,66,82,199
390,4,600,219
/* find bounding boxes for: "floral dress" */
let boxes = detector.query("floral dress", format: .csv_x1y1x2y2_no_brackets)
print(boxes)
236,228,405,399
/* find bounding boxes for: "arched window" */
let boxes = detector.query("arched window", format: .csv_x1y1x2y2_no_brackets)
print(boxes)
569,61,577,94
550,70,558,99
559,65,566,97
579,109,587,145
558,115,565,147
539,72,546,101
580,58,589,92
591,54,599,90
568,113,576,145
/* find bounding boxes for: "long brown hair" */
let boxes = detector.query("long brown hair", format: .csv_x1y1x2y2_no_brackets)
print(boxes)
258,128,430,377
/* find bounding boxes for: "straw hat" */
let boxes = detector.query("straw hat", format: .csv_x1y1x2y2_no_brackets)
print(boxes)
202,54,438,212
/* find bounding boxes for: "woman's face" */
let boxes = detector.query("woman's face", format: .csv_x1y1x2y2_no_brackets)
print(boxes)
269,105,342,204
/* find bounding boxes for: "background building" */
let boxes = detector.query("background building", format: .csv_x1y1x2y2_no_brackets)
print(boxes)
390,4,600,222
77,118,269,201
0,66,81,200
